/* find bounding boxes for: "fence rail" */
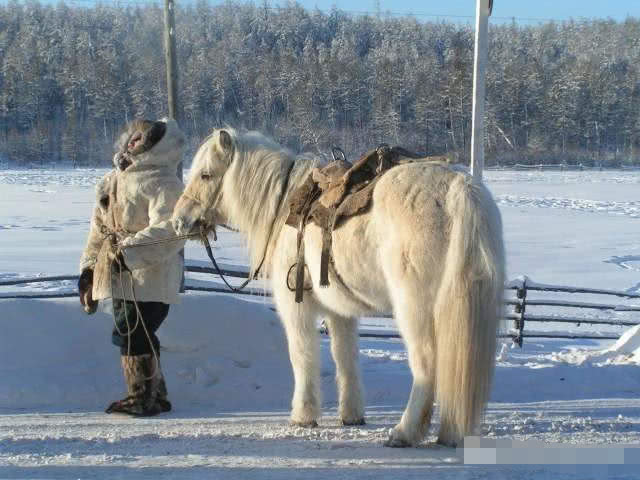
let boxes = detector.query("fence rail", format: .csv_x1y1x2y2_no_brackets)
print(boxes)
486,165,640,172
505,276,640,346
2,270,639,346
0,267,269,299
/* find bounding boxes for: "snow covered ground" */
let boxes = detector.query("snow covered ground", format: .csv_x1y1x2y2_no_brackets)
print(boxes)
1,168,640,478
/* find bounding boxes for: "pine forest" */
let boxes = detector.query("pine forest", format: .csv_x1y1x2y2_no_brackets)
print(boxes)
1,1,640,167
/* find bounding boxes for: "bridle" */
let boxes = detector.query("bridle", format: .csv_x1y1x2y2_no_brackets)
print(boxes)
180,151,297,292
180,166,227,235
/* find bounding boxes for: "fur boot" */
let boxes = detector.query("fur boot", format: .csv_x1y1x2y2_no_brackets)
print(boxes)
155,364,172,413
105,354,171,416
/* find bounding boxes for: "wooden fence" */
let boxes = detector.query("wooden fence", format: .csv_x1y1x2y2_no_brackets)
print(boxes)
2,269,639,346
505,276,640,346
486,165,640,172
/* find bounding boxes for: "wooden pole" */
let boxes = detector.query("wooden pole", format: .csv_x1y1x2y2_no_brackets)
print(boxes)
164,0,182,182
164,0,179,123
164,0,185,291
470,0,492,183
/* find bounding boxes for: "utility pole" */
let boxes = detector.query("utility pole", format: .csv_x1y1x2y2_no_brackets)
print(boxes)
164,0,179,123
164,0,184,291
470,0,492,183
164,0,181,182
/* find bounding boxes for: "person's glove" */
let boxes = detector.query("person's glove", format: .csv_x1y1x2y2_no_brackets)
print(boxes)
78,268,98,314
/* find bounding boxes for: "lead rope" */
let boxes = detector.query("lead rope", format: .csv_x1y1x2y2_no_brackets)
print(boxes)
105,158,297,374
107,234,140,346
110,250,159,382
127,272,161,382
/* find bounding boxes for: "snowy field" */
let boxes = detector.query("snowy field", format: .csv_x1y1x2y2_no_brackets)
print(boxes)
1,168,640,479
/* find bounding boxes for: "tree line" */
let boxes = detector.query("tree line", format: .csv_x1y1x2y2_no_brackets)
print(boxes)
1,1,640,167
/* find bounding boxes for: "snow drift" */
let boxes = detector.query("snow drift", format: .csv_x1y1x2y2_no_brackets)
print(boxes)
0,293,293,413
607,324,640,359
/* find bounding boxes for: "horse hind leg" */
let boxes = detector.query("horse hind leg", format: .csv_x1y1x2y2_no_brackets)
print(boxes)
325,315,365,426
385,295,436,447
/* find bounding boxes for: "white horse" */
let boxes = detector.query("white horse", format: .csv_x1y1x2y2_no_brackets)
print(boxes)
173,128,505,447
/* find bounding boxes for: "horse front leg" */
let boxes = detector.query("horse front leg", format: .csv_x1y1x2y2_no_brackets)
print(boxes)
272,281,322,428
325,315,365,426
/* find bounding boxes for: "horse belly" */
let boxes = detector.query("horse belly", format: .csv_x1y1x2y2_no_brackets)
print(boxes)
305,218,391,317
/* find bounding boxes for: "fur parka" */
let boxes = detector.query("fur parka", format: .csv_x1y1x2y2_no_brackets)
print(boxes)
79,118,186,304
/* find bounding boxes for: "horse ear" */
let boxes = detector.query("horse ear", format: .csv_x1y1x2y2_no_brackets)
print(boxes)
219,130,233,153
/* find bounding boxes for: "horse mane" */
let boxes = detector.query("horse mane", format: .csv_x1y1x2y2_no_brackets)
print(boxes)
194,128,317,276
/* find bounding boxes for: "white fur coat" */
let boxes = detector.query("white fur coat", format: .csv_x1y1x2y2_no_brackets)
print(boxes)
79,119,186,304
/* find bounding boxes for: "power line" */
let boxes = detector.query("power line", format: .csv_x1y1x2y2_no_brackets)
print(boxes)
205,2,561,23
2,0,619,24
22,0,163,7
197,1,590,23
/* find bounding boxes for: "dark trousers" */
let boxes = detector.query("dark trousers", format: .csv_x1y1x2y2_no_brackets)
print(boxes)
111,299,170,356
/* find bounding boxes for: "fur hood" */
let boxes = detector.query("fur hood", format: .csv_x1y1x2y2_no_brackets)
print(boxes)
95,170,115,216
113,118,185,172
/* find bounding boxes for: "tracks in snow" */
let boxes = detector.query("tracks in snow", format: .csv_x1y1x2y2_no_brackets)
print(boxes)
2,401,640,479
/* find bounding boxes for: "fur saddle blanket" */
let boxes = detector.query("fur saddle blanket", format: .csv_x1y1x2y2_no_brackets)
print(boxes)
285,144,450,302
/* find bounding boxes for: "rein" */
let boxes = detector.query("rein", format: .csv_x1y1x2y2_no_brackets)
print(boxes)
119,232,200,248
201,235,255,292
198,159,296,292
119,158,297,295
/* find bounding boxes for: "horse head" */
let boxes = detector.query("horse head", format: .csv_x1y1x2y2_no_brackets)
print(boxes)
173,129,235,237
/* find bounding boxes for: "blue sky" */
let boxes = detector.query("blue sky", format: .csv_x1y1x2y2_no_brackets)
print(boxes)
8,0,640,23
289,0,640,23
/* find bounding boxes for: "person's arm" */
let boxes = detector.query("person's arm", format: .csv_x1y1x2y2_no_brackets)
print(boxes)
120,180,186,269
78,203,106,313
79,205,106,272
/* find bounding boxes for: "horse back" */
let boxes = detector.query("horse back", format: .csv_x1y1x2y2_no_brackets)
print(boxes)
371,161,459,239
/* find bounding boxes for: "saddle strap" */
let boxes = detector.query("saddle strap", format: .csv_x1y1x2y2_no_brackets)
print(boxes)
319,220,332,288
295,219,307,303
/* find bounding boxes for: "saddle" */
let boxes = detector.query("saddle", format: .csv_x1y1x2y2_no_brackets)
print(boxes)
286,144,450,303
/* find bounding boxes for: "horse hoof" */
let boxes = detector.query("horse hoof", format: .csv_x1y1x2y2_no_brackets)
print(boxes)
290,420,318,428
342,418,366,426
384,435,412,448
436,437,458,448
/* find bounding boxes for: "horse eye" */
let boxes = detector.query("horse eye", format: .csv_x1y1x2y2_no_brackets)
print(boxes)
201,173,211,181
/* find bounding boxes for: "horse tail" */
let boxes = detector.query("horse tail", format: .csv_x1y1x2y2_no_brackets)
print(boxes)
433,174,505,444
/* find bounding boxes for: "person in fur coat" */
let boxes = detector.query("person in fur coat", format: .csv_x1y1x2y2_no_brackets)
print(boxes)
78,118,186,416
